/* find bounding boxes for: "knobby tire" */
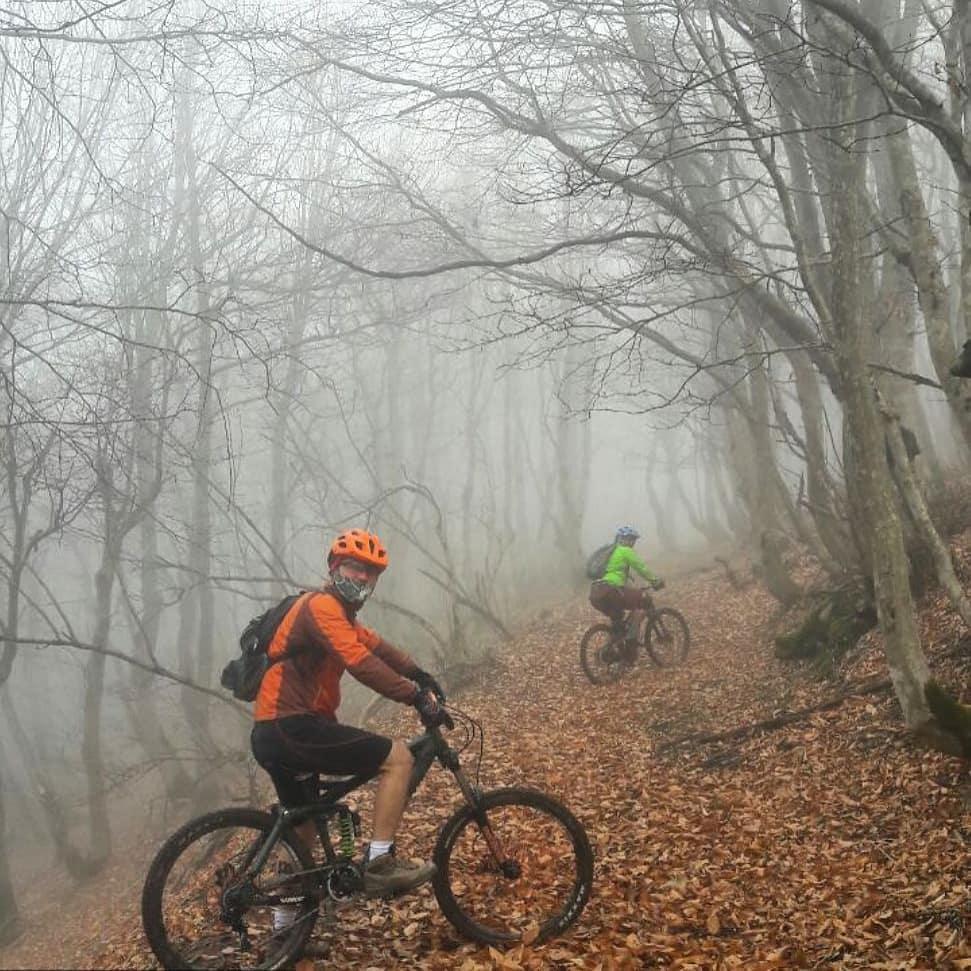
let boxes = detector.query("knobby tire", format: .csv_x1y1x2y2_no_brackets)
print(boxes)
579,623,630,684
432,787,593,945
643,607,690,666
141,807,317,971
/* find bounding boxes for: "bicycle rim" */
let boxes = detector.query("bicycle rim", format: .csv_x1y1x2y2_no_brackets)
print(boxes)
644,608,690,666
141,809,317,971
580,624,630,684
433,787,593,945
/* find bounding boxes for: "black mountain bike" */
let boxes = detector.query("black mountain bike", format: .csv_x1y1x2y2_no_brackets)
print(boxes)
141,706,593,970
581,592,690,685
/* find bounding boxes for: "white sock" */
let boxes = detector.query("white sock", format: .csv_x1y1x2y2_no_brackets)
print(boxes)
272,904,298,931
368,840,393,861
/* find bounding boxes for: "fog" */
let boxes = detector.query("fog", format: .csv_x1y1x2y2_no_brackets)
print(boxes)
2,0,970,951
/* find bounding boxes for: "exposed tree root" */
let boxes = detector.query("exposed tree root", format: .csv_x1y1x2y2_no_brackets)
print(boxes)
659,650,971,757
657,675,893,753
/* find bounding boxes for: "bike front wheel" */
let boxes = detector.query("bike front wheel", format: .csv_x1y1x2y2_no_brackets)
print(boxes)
141,808,318,971
643,607,690,666
579,623,631,684
432,787,593,945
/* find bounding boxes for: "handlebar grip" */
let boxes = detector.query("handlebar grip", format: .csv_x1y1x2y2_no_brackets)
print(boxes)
415,688,453,731
418,706,454,731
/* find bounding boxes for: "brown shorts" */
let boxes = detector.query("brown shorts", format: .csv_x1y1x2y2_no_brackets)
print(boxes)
589,581,647,625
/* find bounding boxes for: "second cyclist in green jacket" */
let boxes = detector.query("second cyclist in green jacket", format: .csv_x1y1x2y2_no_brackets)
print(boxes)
589,526,664,637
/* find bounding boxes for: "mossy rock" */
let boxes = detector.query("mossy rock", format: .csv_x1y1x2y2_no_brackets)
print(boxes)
774,589,876,662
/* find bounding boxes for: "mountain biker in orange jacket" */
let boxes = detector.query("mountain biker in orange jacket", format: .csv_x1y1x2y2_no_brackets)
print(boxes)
251,528,448,897
589,526,664,641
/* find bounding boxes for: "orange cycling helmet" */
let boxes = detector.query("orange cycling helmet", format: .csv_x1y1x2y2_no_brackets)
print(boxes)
327,528,389,572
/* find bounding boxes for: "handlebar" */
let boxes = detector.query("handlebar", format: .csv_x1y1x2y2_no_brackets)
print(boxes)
416,689,455,731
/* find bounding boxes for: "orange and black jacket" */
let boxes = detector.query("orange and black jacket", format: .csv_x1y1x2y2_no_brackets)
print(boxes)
254,590,420,722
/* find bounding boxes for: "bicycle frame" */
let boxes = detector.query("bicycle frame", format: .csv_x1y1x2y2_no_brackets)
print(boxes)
145,706,594,967
633,592,657,625
240,724,484,885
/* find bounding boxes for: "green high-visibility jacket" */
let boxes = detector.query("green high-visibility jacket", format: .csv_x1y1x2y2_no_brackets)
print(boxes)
601,544,658,587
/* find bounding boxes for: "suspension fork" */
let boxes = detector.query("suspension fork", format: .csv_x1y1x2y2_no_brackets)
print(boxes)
412,730,512,868
444,752,510,867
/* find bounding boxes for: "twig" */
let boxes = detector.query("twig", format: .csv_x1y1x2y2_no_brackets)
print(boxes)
867,362,942,389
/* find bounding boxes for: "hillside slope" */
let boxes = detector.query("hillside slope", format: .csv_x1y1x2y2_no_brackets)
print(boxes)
3,562,969,970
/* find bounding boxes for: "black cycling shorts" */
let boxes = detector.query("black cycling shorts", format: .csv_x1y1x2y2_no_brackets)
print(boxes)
251,715,393,807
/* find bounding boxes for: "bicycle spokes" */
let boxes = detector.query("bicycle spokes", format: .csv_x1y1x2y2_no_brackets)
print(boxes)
643,607,690,666
158,821,313,969
441,801,582,939
580,625,631,684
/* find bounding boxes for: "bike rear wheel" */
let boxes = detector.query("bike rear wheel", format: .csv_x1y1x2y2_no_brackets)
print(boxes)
579,623,632,684
432,787,593,945
141,808,318,971
643,607,690,666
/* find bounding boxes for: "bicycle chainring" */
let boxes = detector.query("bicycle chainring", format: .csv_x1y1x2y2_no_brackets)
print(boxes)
325,862,363,900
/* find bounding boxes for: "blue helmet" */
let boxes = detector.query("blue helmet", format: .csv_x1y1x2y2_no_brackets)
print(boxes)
616,526,639,541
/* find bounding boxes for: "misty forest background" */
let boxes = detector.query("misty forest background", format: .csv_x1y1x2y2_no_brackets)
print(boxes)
2,0,971,948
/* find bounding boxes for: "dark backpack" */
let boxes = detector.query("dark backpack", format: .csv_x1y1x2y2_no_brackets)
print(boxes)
219,592,307,702
585,543,616,580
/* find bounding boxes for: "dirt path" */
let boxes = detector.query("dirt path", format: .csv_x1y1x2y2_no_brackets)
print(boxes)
3,564,969,969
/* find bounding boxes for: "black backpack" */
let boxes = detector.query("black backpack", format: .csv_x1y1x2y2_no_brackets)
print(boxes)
219,592,308,702
585,543,615,580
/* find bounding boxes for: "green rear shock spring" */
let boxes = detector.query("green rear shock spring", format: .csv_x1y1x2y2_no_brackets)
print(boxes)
337,807,355,857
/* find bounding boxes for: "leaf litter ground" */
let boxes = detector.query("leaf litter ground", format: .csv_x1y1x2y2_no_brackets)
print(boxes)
3,560,969,970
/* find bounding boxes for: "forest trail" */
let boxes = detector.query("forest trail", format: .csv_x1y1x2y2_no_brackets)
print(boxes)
3,560,969,970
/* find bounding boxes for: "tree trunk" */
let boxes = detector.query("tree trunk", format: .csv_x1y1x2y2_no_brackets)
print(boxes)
884,118,971,455
782,348,850,559
268,286,307,589
178,104,219,779
830,97,932,731
707,439,749,545
882,397,971,628
460,359,488,575
870,120,943,483
1,691,86,875
694,445,734,549
126,301,191,801
554,400,591,579
737,331,803,601
502,363,529,599
0,763,21,946
646,442,680,552
78,552,115,876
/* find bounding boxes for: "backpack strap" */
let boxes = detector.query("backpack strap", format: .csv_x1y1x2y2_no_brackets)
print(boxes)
265,590,318,667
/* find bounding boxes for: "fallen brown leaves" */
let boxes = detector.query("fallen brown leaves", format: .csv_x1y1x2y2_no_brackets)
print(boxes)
3,551,969,969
